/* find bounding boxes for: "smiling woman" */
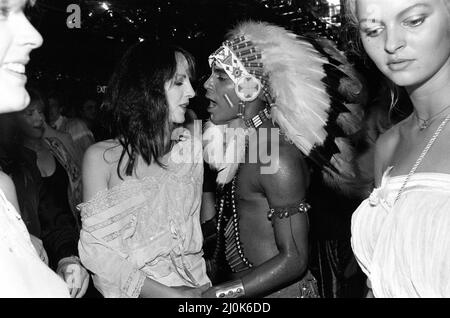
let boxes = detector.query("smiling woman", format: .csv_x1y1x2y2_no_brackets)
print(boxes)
346,0,450,298
0,0,71,297
0,0,42,113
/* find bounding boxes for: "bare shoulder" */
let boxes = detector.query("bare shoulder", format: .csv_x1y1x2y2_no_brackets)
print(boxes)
0,171,15,194
374,120,403,184
276,141,308,174
82,140,123,176
376,120,402,151
258,140,309,206
84,140,121,162
82,140,123,202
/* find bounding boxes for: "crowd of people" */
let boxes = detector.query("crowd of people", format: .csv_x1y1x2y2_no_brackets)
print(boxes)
0,0,449,298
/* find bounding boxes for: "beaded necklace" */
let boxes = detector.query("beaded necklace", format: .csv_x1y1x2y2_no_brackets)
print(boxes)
212,108,272,272
244,108,271,129
213,171,253,273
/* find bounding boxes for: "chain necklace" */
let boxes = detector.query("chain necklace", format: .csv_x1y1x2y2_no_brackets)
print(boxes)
414,105,450,131
394,114,450,203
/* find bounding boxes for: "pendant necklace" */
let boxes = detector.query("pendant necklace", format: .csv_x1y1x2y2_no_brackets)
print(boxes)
415,105,450,131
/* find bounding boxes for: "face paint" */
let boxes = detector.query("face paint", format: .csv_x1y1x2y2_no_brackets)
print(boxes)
223,93,234,108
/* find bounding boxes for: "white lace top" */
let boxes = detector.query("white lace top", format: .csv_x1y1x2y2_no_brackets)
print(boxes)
351,167,450,297
77,135,210,298
0,188,69,297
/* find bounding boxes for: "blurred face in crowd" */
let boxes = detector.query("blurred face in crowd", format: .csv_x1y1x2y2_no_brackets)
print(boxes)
47,96,61,124
203,62,241,125
356,0,450,88
16,98,45,139
81,99,97,122
0,0,43,113
165,52,195,124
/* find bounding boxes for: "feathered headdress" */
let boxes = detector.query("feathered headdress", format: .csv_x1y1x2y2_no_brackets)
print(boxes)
207,21,369,195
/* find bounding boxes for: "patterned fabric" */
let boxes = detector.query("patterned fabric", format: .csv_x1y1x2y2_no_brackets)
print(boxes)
78,134,211,298
351,168,450,297
56,116,95,160
45,136,82,230
0,187,69,297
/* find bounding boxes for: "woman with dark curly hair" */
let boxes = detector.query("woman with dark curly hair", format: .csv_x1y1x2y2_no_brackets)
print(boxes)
78,41,211,298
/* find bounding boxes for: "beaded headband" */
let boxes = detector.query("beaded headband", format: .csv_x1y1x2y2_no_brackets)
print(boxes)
208,36,268,102
205,21,369,195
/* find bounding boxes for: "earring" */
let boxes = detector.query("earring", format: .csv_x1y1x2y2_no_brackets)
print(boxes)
237,100,246,119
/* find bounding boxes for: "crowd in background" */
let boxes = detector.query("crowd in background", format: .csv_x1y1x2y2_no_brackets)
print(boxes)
1,0,449,299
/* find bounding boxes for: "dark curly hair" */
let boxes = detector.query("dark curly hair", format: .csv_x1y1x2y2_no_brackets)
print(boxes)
101,41,195,179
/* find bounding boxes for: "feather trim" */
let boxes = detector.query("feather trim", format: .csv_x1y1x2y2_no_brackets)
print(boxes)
215,21,370,196
203,119,253,186
228,22,331,155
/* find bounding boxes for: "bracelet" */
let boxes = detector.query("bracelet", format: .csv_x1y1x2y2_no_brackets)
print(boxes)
267,201,311,221
215,280,245,298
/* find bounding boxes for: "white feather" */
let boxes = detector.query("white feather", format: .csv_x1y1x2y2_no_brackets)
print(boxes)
228,22,331,155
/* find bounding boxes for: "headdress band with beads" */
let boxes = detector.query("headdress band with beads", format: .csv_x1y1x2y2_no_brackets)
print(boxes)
208,37,264,102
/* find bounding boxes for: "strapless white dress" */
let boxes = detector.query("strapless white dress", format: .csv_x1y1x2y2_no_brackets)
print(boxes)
351,167,450,297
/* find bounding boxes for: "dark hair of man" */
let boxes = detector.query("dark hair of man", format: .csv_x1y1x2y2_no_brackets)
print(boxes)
101,41,196,179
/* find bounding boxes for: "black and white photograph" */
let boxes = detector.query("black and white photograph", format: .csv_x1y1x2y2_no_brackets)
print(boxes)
0,0,449,304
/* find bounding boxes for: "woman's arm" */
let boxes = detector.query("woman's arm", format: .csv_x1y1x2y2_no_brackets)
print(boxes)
79,218,208,298
140,278,209,298
241,152,310,297
80,144,208,298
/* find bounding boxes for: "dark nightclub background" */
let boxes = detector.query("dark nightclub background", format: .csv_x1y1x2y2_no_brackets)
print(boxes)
26,0,354,118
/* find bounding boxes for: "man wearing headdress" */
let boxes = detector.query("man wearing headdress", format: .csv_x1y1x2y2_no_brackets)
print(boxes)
201,21,368,298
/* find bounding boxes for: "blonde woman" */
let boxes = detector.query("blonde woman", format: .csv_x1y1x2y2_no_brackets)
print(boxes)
347,0,450,297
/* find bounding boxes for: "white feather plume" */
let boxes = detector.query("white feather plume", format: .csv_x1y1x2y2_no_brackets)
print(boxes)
203,119,253,186
228,21,331,155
